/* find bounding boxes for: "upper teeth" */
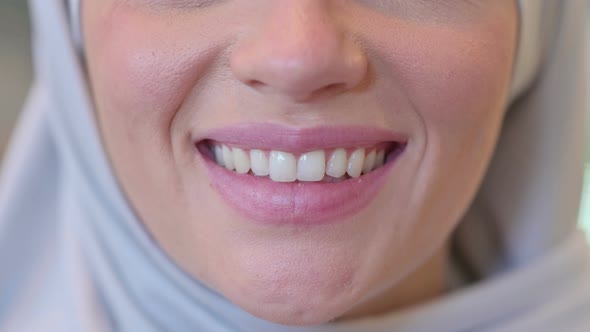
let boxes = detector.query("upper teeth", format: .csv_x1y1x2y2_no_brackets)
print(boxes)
211,143,387,183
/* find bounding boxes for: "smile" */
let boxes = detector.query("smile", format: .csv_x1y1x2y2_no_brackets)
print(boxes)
203,141,403,183
194,124,407,226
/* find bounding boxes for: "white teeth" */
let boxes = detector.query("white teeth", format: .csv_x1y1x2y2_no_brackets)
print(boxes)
375,150,385,169
209,144,391,182
222,145,234,171
326,148,347,178
363,150,376,174
250,149,270,176
214,145,225,167
347,148,365,178
233,148,251,174
269,151,297,182
297,150,326,182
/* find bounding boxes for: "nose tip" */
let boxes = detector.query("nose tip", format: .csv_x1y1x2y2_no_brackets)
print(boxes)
230,5,368,102
232,45,367,102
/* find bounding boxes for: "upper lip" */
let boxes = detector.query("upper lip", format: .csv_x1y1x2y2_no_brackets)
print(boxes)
193,123,408,153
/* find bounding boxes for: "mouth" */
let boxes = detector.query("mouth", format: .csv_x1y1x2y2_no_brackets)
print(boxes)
194,124,407,226
198,141,404,183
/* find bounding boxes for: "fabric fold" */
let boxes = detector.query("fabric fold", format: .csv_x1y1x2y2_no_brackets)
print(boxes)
0,0,588,331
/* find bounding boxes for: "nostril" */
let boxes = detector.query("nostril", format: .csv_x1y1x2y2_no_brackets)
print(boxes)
304,82,348,101
244,79,348,102
247,80,264,88
318,82,347,95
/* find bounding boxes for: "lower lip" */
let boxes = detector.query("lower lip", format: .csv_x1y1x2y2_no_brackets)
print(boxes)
196,148,403,227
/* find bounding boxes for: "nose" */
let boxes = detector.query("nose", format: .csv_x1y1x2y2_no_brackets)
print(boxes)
230,1,368,102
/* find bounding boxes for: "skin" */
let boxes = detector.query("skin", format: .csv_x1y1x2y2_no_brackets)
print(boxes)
83,0,518,326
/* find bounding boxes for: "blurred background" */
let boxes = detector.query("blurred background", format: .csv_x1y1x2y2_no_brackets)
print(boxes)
0,2,589,239
0,0,31,158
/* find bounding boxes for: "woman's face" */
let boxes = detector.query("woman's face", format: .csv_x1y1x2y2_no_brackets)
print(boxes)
83,0,517,325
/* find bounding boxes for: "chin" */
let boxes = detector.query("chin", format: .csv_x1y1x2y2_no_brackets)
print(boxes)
229,286,359,326
211,246,370,326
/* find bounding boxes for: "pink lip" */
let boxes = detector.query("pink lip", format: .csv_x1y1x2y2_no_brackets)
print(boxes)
194,124,407,226
193,123,408,153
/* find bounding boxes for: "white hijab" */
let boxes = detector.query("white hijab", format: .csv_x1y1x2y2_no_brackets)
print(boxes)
0,0,588,331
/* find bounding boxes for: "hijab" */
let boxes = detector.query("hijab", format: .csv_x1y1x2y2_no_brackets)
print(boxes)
0,0,589,331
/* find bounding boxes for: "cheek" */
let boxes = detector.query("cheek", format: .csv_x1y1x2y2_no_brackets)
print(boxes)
368,20,516,204
82,4,233,236
413,27,514,133
85,5,222,133
414,29,515,175
413,36,510,118
365,19,516,252
416,40,511,130
367,20,515,136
